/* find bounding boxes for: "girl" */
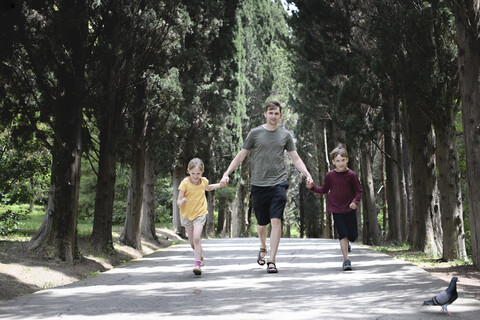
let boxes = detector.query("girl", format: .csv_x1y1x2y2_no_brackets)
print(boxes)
177,158,223,275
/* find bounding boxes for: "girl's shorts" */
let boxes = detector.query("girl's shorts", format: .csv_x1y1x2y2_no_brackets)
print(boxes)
180,213,206,228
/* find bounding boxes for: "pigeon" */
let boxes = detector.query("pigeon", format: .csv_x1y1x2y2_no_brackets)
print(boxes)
422,276,459,316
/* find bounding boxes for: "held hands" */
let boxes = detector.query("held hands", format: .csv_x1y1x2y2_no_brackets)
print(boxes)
349,202,357,210
305,176,314,189
220,175,229,187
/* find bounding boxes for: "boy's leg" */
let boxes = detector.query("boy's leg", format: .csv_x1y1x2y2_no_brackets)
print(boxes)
333,213,352,270
339,237,349,261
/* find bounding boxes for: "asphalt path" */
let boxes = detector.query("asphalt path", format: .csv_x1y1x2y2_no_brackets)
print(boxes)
1,238,479,319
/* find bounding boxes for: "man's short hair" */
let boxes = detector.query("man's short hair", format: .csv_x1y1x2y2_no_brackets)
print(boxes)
265,99,282,113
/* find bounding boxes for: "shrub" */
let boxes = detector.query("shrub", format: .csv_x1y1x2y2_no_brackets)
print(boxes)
0,209,25,235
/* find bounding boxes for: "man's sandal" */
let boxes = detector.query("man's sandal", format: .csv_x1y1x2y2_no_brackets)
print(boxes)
266,261,278,273
257,248,267,266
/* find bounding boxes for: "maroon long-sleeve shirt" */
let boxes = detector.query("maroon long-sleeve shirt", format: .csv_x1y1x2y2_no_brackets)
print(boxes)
309,169,363,213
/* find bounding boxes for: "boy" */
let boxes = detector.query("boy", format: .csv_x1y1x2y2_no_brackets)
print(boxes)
307,145,362,271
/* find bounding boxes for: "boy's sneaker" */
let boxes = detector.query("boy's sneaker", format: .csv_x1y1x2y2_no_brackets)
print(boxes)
348,242,352,252
193,266,202,275
342,259,352,271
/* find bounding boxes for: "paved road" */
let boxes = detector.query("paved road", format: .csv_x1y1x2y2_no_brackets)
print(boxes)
1,238,479,319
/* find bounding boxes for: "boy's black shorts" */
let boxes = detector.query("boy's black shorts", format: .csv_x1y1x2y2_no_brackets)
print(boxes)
333,210,358,242
251,180,289,226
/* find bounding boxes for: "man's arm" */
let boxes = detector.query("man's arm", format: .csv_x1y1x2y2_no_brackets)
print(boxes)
288,150,313,184
220,148,249,187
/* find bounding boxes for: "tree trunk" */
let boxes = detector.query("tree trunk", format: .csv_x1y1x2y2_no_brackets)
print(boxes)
205,192,215,237
172,165,185,237
141,145,158,242
231,187,244,237
405,108,442,255
231,159,249,237
29,183,55,251
436,120,467,261
120,84,148,249
300,182,322,238
28,1,86,263
216,197,226,236
384,95,403,243
90,119,117,251
397,132,409,241
451,0,480,268
401,134,414,242
90,2,125,252
360,140,382,245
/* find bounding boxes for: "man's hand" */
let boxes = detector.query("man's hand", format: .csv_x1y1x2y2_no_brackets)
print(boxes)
306,176,314,189
349,203,357,210
220,175,229,187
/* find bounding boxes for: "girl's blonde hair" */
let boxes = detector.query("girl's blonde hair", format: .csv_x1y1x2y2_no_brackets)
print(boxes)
187,158,204,172
330,144,348,161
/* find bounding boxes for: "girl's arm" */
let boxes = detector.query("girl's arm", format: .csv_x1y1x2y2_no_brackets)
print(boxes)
177,190,187,207
205,183,222,192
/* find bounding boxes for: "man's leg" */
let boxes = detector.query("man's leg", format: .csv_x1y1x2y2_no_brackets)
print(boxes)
268,218,282,263
257,224,268,253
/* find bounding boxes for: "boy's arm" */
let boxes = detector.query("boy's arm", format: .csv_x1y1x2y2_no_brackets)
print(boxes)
308,174,330,194
220,149,249,187
351,174,363,207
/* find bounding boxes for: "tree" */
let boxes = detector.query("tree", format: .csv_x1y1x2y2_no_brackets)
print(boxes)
450,0,480,267
89,1,132,252
1,1,89,263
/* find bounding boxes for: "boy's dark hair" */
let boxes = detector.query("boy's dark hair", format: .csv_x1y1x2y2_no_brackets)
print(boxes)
330,144,348,161
265,99,282,113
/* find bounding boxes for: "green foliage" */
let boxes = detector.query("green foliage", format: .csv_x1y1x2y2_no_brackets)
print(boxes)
0,209,26,235
154,177,174,226
215,187,237,202
0,125,51,205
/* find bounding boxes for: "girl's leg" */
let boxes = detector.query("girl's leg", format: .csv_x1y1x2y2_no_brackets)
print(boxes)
185,226,195,251
192,224,204,262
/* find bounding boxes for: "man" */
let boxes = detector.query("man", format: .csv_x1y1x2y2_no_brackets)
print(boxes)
220,99,313,273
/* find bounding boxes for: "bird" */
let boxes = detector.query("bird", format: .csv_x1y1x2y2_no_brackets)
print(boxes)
422,276,459,316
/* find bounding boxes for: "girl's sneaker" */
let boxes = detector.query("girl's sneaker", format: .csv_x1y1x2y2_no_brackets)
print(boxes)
193,266,202,275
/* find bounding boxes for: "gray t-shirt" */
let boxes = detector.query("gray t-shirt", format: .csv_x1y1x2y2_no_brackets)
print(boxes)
242,125,296,187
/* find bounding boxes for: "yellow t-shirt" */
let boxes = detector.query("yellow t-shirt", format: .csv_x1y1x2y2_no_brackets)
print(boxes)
178,177,209,220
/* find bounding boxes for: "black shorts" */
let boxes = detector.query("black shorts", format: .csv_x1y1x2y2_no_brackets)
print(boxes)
332,211,358,242
251,180,289,226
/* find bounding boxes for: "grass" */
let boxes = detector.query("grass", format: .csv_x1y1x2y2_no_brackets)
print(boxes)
369,242,472,267
0,204,95,237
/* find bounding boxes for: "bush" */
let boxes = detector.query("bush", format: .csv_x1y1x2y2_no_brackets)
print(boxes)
0,209,25,235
